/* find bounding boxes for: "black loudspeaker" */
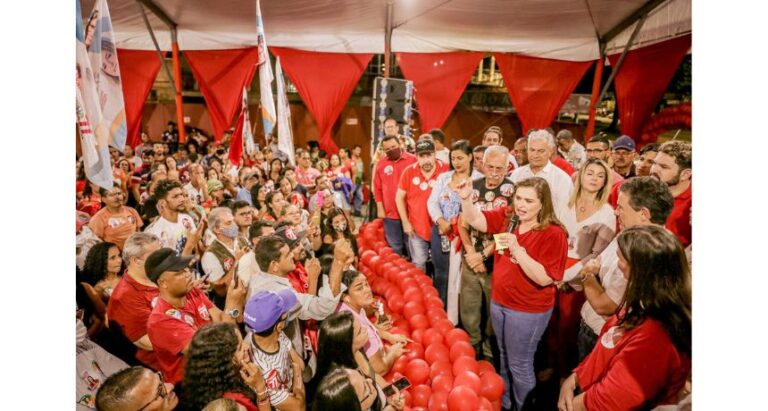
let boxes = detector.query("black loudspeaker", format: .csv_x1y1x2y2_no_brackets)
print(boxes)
371,77,414,153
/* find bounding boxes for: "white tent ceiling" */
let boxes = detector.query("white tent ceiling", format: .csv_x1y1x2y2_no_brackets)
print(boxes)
84,0,691,61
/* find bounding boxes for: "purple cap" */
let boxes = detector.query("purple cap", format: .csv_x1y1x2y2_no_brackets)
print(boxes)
613,135,636,152
243,289,298,333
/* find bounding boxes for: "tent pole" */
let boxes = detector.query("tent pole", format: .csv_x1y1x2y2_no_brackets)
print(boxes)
171,29,186,144
384,0,394,78
596,13,648,106
585,44,605,140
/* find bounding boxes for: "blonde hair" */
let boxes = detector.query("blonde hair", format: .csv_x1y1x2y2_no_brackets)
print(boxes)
568,159,613,208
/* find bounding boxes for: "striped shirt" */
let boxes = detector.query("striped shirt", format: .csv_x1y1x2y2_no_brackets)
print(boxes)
246,331,294,406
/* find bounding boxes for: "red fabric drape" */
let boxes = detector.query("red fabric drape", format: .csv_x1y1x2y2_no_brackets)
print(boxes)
608,34,691,143
117,49,162,148
271,47,373,154
494,53,592,134
397,52,484,132
184,48,260,143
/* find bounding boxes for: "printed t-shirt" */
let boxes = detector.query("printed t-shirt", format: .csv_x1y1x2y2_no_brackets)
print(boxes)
296,166,321,187
373,153,417,219
106,274,160,369
88,206,143,249
146,288,213,383
247,332,295,406
576,316,690,410
666,185,692,247
145,214,196,254
337,303,384,359
483,207,568,312
397,161,448,241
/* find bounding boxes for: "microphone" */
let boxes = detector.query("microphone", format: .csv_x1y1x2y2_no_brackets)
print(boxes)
507,214,520,234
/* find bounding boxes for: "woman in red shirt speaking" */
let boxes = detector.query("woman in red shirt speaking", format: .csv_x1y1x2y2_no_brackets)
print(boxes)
457,176,568,410
558,225,691,411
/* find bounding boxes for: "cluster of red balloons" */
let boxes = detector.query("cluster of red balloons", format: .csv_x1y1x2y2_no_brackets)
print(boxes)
639,102,692,147
357,221,505,411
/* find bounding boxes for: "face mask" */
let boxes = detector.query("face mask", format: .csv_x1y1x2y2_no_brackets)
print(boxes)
333,222,348,232
385,147,401,161
222,225,239,239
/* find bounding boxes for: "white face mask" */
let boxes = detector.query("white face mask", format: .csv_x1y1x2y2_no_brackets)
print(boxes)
76,319,87,345
333,222,347,232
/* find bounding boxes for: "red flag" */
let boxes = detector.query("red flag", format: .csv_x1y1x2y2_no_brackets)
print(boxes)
230,108,246,167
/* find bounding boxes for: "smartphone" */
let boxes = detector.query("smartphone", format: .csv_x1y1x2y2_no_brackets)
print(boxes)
382,377,411,396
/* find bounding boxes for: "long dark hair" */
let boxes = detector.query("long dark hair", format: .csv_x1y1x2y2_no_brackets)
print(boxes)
616,225,692,356
315,311,358,384
449,139,473,172
82,242,120,286
183,323,258,410
265,190,283,220
312,367,363,411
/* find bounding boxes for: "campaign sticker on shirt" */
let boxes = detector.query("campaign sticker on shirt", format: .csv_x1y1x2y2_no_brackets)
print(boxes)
500,183,514,197
492,197,508,209
384,165,394,175
471,190,480,202
165,309,183,321
412,177,421,185
600,326,624,349
183,314,195,326
223,258,234,271
182,217,192,230
198,305,211,321
428,180,435,188
419,182,428,191
485,191,496,202
108,217,121,228
127,215,135,224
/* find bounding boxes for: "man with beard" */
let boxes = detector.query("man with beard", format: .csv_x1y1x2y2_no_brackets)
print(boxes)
395,138,448,271
374,134,417,257
457,145,516,360
611,135,637,179
145,180,205,256
145,248,247,384
650,141,692,246
636,143,660,177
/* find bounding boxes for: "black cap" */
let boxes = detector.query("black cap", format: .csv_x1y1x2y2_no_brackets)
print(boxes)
274,226,308,249
415,139,435,154
144,248,194,283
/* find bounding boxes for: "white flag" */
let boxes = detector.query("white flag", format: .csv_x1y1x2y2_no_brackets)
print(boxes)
77,0,113,190
87,0,127,150
242,87,257,155
275,57,295,166
256,0,277,136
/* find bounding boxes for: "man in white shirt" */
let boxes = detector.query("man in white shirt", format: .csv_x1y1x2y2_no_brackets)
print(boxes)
201,207,249,306
482,126,519,170
183,164,208,205
508,129,574,213
556,129,586,171
428,128,451,164
145,179,203,256
564,177,674,361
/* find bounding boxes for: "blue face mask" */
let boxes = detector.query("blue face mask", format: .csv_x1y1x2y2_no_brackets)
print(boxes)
222,225,239,239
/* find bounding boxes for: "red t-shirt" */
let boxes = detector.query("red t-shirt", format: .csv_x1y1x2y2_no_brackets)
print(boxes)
666,185,692,247
576,316,690,410
146,288,214,384
397,161,448,241
107,274,160,370
483,208,568,312
373,153,417,219
552,156,575,177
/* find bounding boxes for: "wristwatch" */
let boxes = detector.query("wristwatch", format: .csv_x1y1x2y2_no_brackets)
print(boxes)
226,308,240,319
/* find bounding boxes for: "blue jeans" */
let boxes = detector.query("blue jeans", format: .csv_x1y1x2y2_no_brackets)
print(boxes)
407,233,431,272
491,301,553,410
429,225,449,305
383,218,408,257
352,184,363,213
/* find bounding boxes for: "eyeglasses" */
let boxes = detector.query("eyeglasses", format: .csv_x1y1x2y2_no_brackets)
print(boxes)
136,371,167,411
586,149,607,154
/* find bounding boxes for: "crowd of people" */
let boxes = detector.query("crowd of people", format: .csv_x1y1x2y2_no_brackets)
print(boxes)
75,119,691,411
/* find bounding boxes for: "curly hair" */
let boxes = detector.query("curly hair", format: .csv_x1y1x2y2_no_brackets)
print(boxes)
183,323,258,411
82,242,119,286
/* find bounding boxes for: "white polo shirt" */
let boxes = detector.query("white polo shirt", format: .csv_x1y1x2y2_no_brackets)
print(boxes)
508,161,574,214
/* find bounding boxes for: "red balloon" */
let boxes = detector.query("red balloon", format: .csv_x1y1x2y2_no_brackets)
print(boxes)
405,342,425,361
410,328,425,345
422,328,445,347
391,356,410,376
403,301,426,319
447,386,479,411
431,373,454,393
430,360,453,380
404,359,431,386
428,390,449,411
434,319,454,336
453,371,481,393
479,372,505,401
392,319,410,334
477,397,494,411
403,287,425,302
388,294,405,314
411,384,432,407
477,360,496,376
402,390,413,407
409,314,429,330
424,343,450,365
452,356,479,376
416,275,433,287
449,341,475,362
444,329,471,346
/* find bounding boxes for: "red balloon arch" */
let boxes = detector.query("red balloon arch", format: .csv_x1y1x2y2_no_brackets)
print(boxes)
356,220,505,411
